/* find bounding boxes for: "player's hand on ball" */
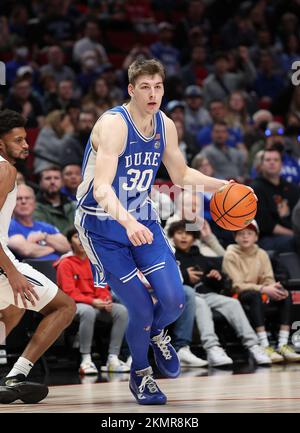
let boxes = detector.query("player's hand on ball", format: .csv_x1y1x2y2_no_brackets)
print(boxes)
126,220,153,246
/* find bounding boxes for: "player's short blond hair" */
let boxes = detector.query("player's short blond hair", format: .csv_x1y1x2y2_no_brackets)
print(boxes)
128,58,165,85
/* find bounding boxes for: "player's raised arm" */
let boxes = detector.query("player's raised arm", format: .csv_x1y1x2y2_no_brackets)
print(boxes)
162,114,228,193
92,114,153,246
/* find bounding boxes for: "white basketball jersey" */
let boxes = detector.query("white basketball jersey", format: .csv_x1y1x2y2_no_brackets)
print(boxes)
0,155,17,247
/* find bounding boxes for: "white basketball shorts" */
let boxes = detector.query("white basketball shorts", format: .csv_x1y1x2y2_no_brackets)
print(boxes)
0,248,58,312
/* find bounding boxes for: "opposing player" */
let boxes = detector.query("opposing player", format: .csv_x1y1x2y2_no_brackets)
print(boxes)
75,59,229,405
0,109,76,404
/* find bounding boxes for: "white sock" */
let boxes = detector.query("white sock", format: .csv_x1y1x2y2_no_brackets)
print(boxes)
7,356,34,378
278,330,289,349
81,353,92,364
257,331,269,348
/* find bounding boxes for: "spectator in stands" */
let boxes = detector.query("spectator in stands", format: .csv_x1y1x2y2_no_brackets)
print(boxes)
223,220,300,363
191,153,235,248
163,99,198,180
203,48,256,106
180,45,209,88
34,166,75,235
0,16,19,59
82,77,116,117
44,79,77,113
77,49,104,95
34,110,74,174
4,76,44,128
191,155,214,222
122,44,152,71
292,198,300,255
40,72,57,105
61,164,82,203
174,119,198,165
278,13,300,48
174,0,210,51
61,109,96,167
16,65,40,96
73,18,108,65
65,99,81,130
285,112,300,157
196,99,243,149
165,100,185,123
125,0,156,33
56,228,129,375
244,109,273,157
16,171,25,185
180,26,206,66
199,121,246,181
169,220,270,367
165,190,225,258
289,86,300,119
150,22,181,77
249,28,281,71
8,184,70,261
219,5,256,50
39,0,76,48
226,91,251,135
9,4,29,40
253,51,285,107
280,34,300,74
251,148,300,252
250,124,300,185
184,85,211,138
100,63,124,106
40,45,75,84
5,42,30,87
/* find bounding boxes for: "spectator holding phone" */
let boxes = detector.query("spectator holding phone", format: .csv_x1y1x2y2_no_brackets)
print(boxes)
169,220,270,367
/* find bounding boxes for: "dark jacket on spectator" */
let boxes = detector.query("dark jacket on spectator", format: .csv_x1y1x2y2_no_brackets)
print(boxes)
252,176,300,236
175,246,226,294
34,192,75,235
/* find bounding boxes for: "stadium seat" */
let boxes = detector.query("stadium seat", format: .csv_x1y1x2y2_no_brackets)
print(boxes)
277,252,300,289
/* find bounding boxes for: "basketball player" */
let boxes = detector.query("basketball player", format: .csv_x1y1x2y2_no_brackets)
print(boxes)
75,59,230,405
0,109,76,404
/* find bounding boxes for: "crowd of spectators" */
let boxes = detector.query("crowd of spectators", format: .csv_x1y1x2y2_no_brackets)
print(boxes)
1,0,300,374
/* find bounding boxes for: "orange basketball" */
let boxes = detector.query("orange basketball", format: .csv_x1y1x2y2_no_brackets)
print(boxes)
210,183,257,231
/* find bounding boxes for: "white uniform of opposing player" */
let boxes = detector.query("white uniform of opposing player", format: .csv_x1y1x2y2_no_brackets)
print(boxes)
0,155,58,312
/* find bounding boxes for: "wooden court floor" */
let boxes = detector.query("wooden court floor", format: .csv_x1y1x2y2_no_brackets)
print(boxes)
1,366,300,413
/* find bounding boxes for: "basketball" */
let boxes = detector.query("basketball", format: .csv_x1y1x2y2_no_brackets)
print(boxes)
210,183,257,231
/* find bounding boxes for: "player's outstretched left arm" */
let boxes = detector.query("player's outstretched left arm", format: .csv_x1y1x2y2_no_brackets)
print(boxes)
162,114,228,193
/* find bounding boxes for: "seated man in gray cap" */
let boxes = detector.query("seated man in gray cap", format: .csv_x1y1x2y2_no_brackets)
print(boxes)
184,85,211,137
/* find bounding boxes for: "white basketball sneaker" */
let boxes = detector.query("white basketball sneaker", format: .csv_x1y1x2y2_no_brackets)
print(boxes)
101,355,130,373
207,346,233,367
177,346,208,367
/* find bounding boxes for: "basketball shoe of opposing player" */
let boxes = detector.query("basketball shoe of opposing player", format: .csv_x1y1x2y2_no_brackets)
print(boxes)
129,366,167,405
0,374,49,404
150,330,180,378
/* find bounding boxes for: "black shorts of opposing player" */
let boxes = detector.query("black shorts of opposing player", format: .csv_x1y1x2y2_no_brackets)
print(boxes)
0,374,48,404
